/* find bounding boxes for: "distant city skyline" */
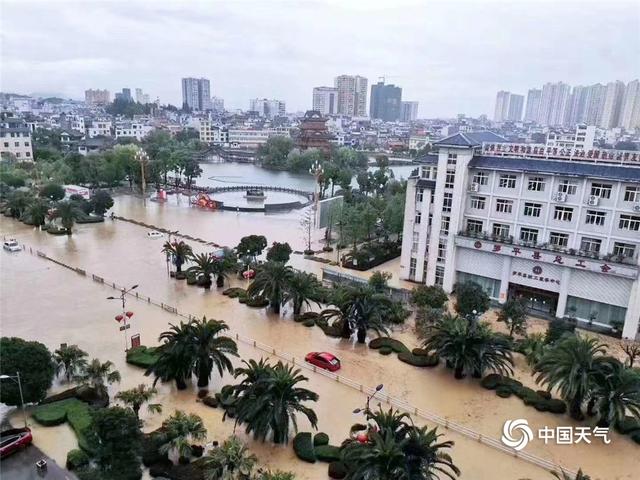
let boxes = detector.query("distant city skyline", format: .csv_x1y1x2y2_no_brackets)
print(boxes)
1,1,638,117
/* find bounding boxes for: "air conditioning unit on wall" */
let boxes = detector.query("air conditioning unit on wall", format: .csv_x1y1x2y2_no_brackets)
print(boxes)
586,195,599,206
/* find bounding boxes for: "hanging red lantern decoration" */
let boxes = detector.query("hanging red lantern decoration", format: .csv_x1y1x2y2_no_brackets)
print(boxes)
125,311,134,318
356,432,368,443
115,314,124,323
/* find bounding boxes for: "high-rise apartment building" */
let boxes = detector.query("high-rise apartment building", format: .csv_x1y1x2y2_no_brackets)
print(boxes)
312,87,338,116
181,77,211,111
401,101,419,122
334,75,368,117
539,82,571,126
494,91,524,122
370,81,402,121
601,81,627,129
211,96,225,113
249,98,286,118
85,89,110,105
524,89,542,122
583,83,606,126
620,79,640,131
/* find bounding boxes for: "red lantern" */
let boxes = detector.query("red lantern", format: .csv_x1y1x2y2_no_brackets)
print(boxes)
356,432,368,443
125,311,134,318
115,314,124,323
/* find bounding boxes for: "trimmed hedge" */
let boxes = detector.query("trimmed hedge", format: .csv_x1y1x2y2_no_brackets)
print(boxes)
298,312,321,322
66,449,89,470
495,386,512,398
481,374,567,415
480,374,503,390
302,319,316,327
245,296,269,308
411,348,431,357
314,432,329,446
126,346,160,368
32,400,70,426
222,287,246,298
33,398,95,452
536,390,552,400
292,432,316,463
328,461,347,479
186,275,198,285
379,346,393,355
202,396,218,408
315,444,341,463
632,431,640,445
397,352,439,367
616,416,640,434
368,337,409,353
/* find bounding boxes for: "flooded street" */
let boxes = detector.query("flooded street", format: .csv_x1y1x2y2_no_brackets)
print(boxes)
1,192,638,480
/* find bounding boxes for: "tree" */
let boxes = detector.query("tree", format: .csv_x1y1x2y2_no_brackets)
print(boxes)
622,341,640,368
0,337,55,405
80,359,121,400
266,242,293,263
6,190,32,218
454,281,490,317
535,335,611,420
189,317,238,388
52,200,81,234
341,407,460,480
422,315,513,379
229,360,318,444
27,198,50,227
163,241,193,274
411,285,448,309
187,253,218,289
40,183,65,201
236,235,268,263
282,271,324,316
53,344,88,382
257,137,294,169
115,384,162,421
90,190,114,216
590,359,640,427
497,297,528,337
161,410,207,460
552,469,591,480
202,435,257,480
247,261,294,314
381,193,405,239
91,406,143,480
182,156,203,188
368,271,392,293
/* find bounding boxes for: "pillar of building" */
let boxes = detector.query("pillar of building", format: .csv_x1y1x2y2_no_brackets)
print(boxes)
498,257,512,304
622,280,640,340
555,268,572,318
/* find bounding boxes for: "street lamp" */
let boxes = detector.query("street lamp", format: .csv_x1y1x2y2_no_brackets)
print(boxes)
353,383,384,418
0,373,28,428
309,160,324,228
107,284,138,352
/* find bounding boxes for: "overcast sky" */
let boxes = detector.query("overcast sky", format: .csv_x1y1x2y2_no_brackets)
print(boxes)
2,0,639,117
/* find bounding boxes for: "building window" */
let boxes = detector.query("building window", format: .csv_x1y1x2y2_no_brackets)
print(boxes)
3,142,8,147
416,188,424,202
414,211,422,224
590,183,612,199
580,237,602,253
441,216,450,235
566,296,626,326
445,172,455,189
14,142,19,147
24,142,30,147
15,153,20,157
619,214,640,231
470,196,485,209
25,152,30,157
523,202,542,217
498,174,517,188
495,199,513,214
520,227,539,243
428,214,433,226
435,266,445,286
492,223,510,238
585,210,606,226
447,153,457,165
554,206,573,222
472,171,488,185
412,232,419,253
558,180,577,195
527,176,546,192
409,258,417,278
466,219,483,234
456,272,500,299
437,240,447,262
422,260,428,283
443,193,453,212
623,186,640,202
549,232,569,247
613,242,636,258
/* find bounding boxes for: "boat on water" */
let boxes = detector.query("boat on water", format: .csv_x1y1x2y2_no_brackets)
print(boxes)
0,427,32,459
244,188,266,200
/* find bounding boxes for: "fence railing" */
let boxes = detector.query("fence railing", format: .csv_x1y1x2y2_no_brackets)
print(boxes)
21,242,576,477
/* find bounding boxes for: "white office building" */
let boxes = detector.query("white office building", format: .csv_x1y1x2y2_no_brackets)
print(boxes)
400,131,640,340
0,113,33,161
198,119,228,145
249,98,286,119
312,87,338,116
115,123,153,141
228,127,290,148
546,124,595,150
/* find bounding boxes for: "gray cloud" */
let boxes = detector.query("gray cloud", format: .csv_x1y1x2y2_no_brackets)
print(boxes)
1,0,639,117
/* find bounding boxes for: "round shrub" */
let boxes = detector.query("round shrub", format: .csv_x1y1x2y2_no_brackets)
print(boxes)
545,399,567,414
315,444,341,463
512,386,538,401
502,377,523,389
495,386,512,398
368,337,409,353
186,276,198,285
66,449,89,470
298,311,321,321
536,390,552,400
202,396,218,408
292,432,316,463
191,445,204,458
303,319,316,327
245,296,269,308
397,352,439,367
411,348,430,357
314,432,330,446
197,389,208,399
328,461,347,479
480,374,503,390
533,400,549,412
379,346,393,355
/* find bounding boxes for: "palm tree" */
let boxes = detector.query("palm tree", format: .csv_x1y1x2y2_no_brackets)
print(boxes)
552,469,591,480
187,253,217,289
535,335,610,420
282,271,324,316
229,359,318,444
189,317,238,388
115,384,162,420
162,240,193,273
27,198,49,227
247,261,294,314
160,410,207,460
211,257,230,288
52,200,80,234
79,358,121,399
590,359,640,428
53,344,88,382
202,435,257,480
341,407,460,480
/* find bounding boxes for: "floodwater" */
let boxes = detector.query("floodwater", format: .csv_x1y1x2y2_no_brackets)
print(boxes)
1,193,638,480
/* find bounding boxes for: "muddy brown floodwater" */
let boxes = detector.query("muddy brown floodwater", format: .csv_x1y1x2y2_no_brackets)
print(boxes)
1,193,638,480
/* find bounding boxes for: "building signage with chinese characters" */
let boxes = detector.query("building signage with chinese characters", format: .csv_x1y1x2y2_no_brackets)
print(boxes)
456,237,638,279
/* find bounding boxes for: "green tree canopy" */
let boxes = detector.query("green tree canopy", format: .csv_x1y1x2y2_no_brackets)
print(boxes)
90,190,114,216
411,285,448,309
257,137,294,169
266,242,292,263
40,182,65,201
0,337,55,405
454,281,490,317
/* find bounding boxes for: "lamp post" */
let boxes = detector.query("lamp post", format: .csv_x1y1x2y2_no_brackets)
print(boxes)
107,284,138,352
309,160,324,228
135,149,149,203
0,373,28,428
353,383,384,420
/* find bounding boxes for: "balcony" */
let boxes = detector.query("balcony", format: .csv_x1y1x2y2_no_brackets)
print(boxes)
457,229,638,266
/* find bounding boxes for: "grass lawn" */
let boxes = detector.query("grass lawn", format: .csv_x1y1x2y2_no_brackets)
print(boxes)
32,398,96,452
126,345,160,368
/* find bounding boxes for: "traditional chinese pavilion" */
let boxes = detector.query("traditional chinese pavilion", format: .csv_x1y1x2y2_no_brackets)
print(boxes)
296,110,333,155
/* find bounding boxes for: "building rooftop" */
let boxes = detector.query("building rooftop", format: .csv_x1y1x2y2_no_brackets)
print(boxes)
433,131,507,147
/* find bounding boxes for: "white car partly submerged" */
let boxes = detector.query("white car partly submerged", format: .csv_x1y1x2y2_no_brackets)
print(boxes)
3,239,21,252
147,230,164,239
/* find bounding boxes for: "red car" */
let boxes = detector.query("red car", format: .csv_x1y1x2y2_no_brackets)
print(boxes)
305,352,341,372
0,427,32,459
